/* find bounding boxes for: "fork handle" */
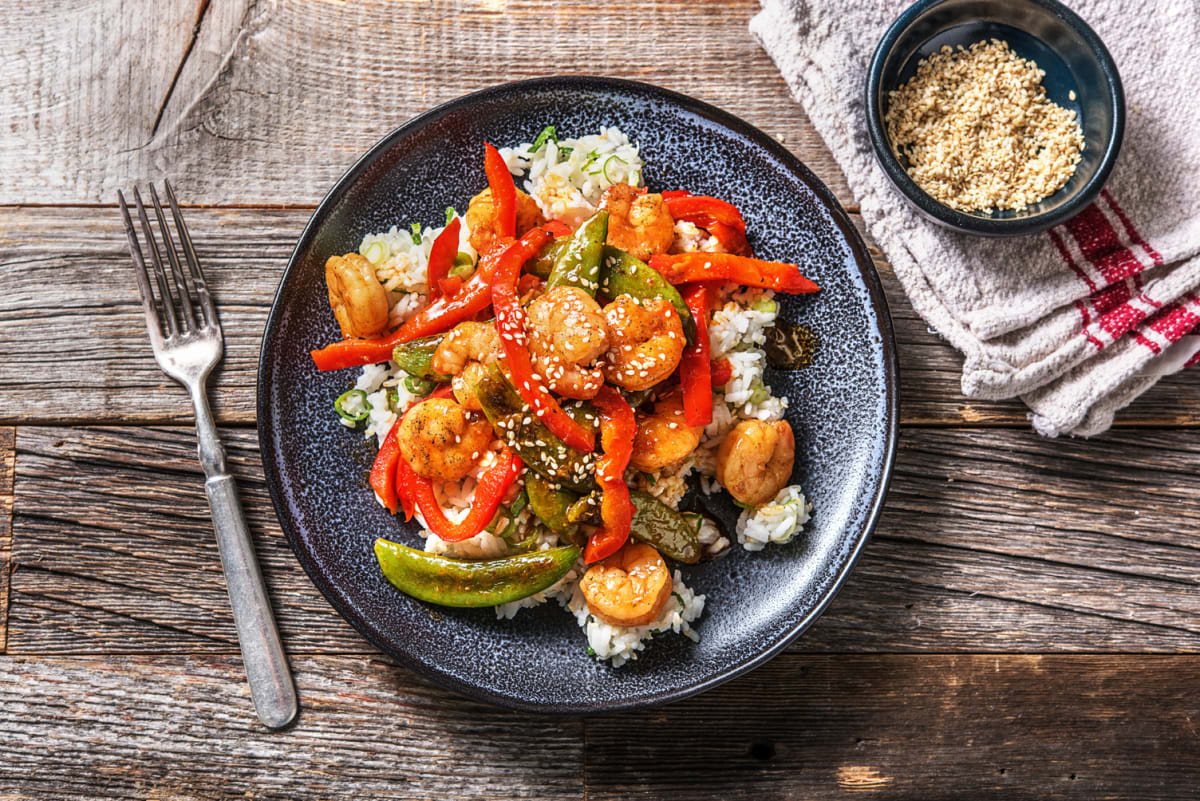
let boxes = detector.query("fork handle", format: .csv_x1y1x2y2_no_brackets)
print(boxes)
192,386,298,729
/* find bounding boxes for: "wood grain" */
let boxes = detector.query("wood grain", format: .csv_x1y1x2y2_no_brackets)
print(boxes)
2,206,1196,427
0,0,851,206
0,427,12,652
0,653,1195,800
586,654,1200,800
0,653,584,800
9,426,1200,655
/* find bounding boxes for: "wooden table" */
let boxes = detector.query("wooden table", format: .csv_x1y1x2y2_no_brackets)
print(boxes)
3,2,1197,798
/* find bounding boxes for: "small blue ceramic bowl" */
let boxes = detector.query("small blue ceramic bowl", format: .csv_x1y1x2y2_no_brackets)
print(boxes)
866,0,1124,236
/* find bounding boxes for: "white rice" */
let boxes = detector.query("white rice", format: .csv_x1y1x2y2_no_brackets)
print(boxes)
672,220,723,253
736,485,811,551
501,127,644,227
566,570,706,667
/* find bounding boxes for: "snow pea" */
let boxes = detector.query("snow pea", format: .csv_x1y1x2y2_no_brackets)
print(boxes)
629,490,702,564
546,210,608,295
599,245,697,345
391,334,449,381
473,365,598,492
526,238,567,279
526,474,582,542
374,539,580,608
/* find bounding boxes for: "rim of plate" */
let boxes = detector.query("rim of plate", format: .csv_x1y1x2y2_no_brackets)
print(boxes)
257,76,900,713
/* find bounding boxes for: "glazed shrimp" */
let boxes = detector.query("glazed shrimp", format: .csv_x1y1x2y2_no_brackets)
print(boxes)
629,392,704,472
602,295,685,391
597,183,675,261
715,419,795,507
325,253,390,338
525,286,609,399
579,542,674,627
398,398,493,482
465,186,546,254
432,322,500,411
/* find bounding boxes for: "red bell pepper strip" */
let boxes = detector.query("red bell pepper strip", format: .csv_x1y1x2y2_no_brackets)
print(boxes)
369,418,404,514
437,275,463,299
426,217,462,302
661,189,692,200
649,252,820,294
678,283,719,427
711,357,733,388
484,142,516,241
542,219,572,237
664,194,747,234
409,447,524,542
379,384,454,520
706,221,752,257
584,386,636,564
492,228,596,453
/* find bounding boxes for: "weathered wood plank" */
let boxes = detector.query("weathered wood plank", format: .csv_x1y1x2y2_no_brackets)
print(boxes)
0,653,584,800
0,427,12,652
9,426,1200,655
586,654,1200,800
0,0,851,206
2,206,1196,426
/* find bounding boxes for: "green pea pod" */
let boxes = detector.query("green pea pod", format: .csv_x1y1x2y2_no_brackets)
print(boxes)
630,490,702,564
374,539,581,608
599,245,697,345
526,474,580,538
526,238,567,279
473,364,597,492
546,210,608,295
391,334,449,381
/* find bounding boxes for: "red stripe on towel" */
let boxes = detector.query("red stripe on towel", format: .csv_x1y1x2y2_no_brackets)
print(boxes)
1063,203,1144,285
1101,189,1164,268
1048,226,1097,294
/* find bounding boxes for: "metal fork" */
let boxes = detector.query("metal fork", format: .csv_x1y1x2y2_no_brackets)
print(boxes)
118,182,298,729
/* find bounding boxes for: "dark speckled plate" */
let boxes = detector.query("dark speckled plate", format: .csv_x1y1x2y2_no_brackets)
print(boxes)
258,77,898,713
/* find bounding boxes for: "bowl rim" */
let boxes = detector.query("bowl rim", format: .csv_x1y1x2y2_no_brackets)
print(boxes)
865,0,1126,236
257,75,900,713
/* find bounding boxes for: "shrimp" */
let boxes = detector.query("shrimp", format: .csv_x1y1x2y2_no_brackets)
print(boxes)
465,186,546,254
526,286,609,399
432,321,500,411
629,392,704,472
398,398,493,481
325,253,390,338
579,542,673,627
597,183,675,261
715,419,795,507
602,295,685,391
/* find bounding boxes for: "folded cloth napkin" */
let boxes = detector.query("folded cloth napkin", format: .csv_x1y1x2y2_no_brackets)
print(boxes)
750,0,1200,435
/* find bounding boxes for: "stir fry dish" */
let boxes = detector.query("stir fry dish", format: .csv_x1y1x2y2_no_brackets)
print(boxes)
312,127,819,665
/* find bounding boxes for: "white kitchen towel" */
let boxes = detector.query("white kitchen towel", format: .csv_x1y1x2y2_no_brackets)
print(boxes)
751,0,1200,434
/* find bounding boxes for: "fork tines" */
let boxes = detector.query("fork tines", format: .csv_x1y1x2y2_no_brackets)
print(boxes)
118,181,220,342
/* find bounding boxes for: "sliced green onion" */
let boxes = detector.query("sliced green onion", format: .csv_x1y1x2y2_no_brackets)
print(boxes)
449,261,474,280
334,389,371,423
682,511,704,532
363,240,387,265
508,488,528,518
409,223,423,244
403,375,437,396
752,297,778,314
530,125,557,152
602,155,627,184
586,646,597,656
556,145,574,163
748,384,771,405
387,388,402,415
642,471,657,486
445,206,456,225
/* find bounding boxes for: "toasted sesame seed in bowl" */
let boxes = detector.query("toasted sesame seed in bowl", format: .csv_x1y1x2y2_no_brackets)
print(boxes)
866,0,1125,237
